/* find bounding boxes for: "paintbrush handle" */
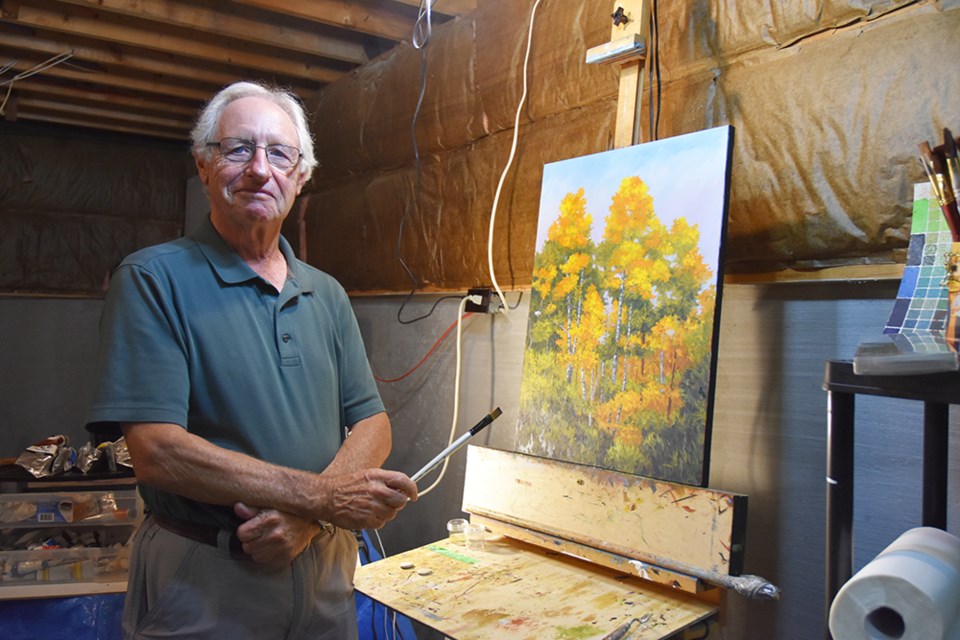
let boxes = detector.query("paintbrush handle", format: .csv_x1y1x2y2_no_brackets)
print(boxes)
411,408,502,483
946,157,960,205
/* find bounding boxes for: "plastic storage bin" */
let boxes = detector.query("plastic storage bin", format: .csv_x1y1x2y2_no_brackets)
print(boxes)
0,490,139,527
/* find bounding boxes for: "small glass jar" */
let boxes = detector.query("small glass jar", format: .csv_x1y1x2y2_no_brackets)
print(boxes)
446,518,468,543
464,523,486,551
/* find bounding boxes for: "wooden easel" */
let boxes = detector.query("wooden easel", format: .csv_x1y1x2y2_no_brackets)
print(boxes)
354,5,775,637
354,446,741,639
585,0,652,148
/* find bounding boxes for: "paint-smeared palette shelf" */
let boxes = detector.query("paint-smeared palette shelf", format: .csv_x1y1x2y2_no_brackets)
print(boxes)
355,446,752,639
354,533,717,639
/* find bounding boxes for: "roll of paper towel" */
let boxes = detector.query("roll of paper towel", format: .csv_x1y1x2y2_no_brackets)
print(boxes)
829,527,960,640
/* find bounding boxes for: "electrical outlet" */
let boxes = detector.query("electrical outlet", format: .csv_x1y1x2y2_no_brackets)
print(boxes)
465,287,498,313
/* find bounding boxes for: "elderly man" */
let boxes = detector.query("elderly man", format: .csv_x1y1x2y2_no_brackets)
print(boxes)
87,81,417,639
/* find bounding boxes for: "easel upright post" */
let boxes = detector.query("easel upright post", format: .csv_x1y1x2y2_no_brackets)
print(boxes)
586,0,652,148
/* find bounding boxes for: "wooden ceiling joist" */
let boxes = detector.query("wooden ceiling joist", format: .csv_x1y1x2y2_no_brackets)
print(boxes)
4,3,343,83
231,0,422,41
18,96,193,130
21,110,190,139
1,55,216,103
0,0,471,140
55,0,374,65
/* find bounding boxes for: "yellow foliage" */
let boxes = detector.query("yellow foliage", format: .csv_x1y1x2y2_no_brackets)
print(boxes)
562,252,591,275
549,188,593,250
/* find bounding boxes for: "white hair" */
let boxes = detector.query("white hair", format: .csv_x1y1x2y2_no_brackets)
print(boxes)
190,81,317,181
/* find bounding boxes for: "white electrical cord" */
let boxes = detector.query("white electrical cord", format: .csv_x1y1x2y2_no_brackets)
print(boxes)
413,0,433,50
416,295,470,497
0,50,74,116
368,528,401,639
487,0,544,317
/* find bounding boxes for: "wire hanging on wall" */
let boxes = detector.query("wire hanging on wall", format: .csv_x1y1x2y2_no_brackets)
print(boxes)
486,0,544,317
648,0,661,141
415,296,471,498
0,50,75,116
394,0,435,325
373,311,475,383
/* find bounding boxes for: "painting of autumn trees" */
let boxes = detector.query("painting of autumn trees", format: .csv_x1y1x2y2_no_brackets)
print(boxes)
517,127,732,486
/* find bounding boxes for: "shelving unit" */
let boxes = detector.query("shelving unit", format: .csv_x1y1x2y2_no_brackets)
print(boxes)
822,359,955,639
0,471,140,600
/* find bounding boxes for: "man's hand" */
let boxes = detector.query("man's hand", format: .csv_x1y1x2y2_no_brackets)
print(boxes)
234,502,321,565
323,468,418,530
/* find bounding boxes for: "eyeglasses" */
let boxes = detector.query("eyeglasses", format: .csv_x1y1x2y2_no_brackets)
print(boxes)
206,137,301,169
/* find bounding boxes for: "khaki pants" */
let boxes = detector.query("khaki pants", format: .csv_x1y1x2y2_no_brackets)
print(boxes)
123,515,359,640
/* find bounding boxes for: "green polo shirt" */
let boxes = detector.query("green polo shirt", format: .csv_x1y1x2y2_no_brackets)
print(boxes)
86,217,384,530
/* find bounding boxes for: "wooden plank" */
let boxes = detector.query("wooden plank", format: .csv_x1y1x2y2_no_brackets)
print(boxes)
232,0,417,41
5,3,342,83
610,0,650,148
0,580,127,600
0,54,213,102
59,0,370,65
0,25,320,97
469,514,709,595
390,0,475,17
614,59,643,148
12,79,197,118
724,263,905,284
354,534,717,640
17,98,192,130
20,112,187,140
0,30,229,95
462,447,747,577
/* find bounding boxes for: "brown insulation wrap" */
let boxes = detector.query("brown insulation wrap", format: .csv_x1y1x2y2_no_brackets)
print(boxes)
304,0,958,291
0,128,188,295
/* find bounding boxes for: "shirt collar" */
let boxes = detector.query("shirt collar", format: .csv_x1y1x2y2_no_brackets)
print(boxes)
192,215,314,293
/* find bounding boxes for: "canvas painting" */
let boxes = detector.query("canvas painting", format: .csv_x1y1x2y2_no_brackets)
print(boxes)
516,126,733,487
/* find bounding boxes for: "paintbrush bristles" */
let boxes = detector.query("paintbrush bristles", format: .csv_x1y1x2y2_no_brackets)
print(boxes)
945,128,959,158
920,142,946,205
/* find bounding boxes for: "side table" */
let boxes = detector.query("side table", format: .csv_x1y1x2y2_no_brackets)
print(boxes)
822,359,956,639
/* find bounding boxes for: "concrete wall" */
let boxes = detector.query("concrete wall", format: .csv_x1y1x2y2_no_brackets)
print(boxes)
0,297,103,455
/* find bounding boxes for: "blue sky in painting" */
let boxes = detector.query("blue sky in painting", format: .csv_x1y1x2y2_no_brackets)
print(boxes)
536,126,732,276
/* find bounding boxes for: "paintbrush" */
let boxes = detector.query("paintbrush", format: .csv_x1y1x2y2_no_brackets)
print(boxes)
943,128,960,206
601,618,639,640
411,407,502,483
920,140,960,241
920,142,945,204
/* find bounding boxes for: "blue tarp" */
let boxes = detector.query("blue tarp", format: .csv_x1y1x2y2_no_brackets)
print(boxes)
0,593,124,640
356,529,418,640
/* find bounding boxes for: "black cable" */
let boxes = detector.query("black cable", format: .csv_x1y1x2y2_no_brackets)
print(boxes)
395,45,430,326
652,0,661,140
397,293,464,325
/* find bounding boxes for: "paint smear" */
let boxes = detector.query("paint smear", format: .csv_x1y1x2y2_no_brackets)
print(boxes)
426,544,478,564
553,624,600,639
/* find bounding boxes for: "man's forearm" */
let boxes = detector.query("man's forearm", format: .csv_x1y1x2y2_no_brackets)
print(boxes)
122,412,409,529
122,422,329,520
321,411,392,476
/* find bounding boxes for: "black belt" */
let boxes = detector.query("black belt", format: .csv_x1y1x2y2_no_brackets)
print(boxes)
151,513,249,559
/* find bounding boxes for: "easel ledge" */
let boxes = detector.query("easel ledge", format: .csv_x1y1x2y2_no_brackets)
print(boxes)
355,447,771,639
